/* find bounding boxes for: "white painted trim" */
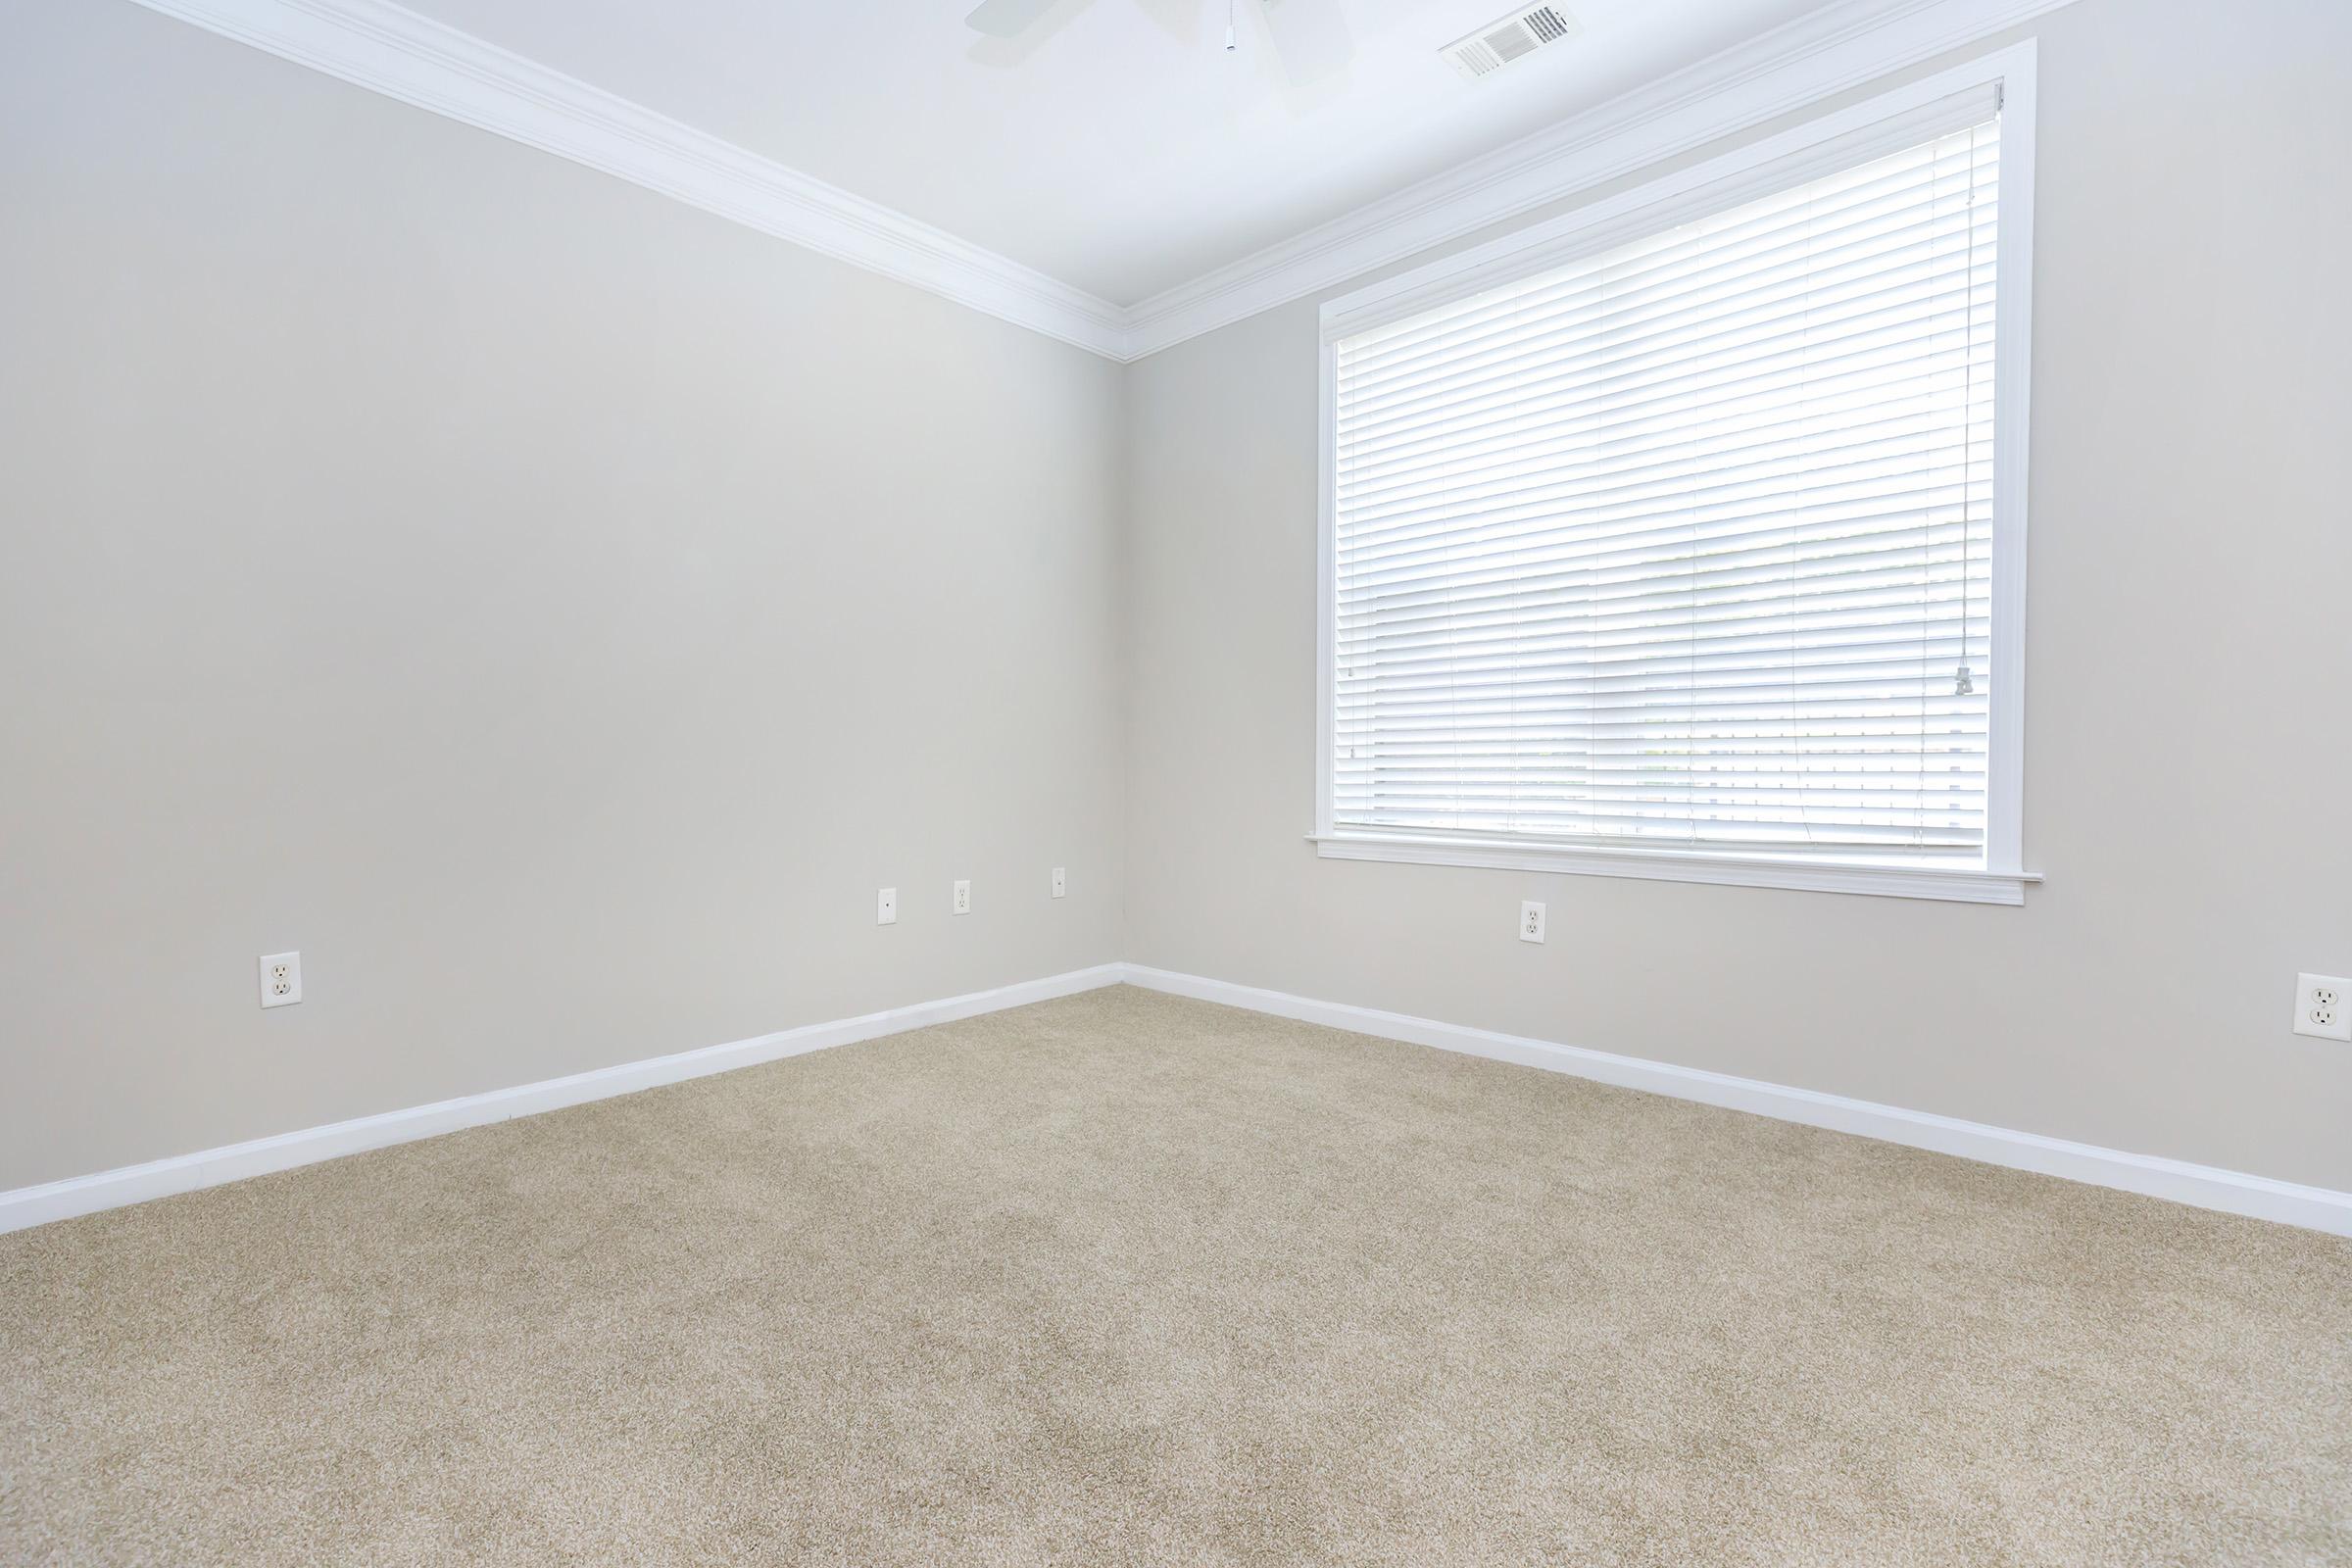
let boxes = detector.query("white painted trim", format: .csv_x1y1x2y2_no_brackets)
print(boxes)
1124,0,2081,357
0,963,1124,1236
12,961,2344,1240
1310,832,2038,905
1314,329,1340,830
1984,45,2036,880
123,0,2081,363
1120,966,2352,1238
1312,49,2037,906
123,0,1131,359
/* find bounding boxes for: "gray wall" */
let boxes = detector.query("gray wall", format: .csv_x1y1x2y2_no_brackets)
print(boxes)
1125,0,2352,1192
8,0,2349,1201
0,2,1127,1191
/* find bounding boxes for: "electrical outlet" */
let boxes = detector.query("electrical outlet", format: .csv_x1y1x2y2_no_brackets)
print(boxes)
876,888,898,926
953,879,971,916
1520,901,1545,944
2293,973,2351,1042
258,951,302,1008
1051,866,1066,899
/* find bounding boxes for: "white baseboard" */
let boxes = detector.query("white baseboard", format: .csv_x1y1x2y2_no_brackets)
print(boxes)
0,963,1125,1236
1119,964,2352,1238
13,960,2347,1240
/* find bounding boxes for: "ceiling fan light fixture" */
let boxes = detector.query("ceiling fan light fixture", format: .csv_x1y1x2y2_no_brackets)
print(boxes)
964,0,1060,39
1255,0,1353,83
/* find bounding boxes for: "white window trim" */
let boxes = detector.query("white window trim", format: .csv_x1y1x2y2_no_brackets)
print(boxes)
1312,43,2040,906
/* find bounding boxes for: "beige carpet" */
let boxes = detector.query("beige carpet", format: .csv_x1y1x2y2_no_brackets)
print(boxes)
3,986,2348,1566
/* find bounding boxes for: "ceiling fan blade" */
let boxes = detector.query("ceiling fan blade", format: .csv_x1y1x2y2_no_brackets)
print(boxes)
1257,0,1353,84
965,0,1060,37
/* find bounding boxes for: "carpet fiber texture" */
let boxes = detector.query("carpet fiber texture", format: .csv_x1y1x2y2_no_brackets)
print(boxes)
4,985,2349,1565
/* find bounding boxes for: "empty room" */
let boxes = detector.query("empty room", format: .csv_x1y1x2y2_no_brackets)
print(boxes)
4,0,2349,1561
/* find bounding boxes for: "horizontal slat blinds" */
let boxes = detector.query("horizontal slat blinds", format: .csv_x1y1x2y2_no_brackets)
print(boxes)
1332,114,2000,857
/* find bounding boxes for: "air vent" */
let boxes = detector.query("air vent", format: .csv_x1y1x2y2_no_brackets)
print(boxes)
1442,5,1582,79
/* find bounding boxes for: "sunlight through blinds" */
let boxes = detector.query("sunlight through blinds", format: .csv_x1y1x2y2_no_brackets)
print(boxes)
1332,115,2001,856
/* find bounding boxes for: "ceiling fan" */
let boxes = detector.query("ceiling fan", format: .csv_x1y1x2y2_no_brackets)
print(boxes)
965,0,1355,85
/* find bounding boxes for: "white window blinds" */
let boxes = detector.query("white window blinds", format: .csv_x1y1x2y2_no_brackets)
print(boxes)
1332,113,2001,858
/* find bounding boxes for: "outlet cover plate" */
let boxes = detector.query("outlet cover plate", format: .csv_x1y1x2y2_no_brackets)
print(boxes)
259,951,302,1008
2293,973,2352,1041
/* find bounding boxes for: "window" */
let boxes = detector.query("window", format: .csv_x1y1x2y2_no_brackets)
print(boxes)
1315,62,2036,904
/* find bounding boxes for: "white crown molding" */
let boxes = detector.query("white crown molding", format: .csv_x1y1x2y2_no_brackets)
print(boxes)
1119,967,2352,1238
124,0,1133,359
128,0,2082,363
1121,0,2081,358
0,963,1125,1235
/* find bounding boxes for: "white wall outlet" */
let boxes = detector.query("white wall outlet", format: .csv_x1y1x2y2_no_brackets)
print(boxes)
953,879,972,915
259,951,302,1007
876,888,898,926
1520,901,1545,943
2292,973,2351,1042
1051,866,1066,899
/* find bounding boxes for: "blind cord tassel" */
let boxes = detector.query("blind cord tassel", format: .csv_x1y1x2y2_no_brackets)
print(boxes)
1954,665,1976,697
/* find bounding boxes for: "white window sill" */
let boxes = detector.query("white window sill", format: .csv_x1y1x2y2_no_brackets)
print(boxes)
1307,831,2040,906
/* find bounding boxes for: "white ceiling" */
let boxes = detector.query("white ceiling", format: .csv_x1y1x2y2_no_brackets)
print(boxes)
385,0,1841,305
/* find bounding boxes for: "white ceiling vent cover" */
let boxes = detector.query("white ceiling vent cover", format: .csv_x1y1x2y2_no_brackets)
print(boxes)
1442,6,1582,79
